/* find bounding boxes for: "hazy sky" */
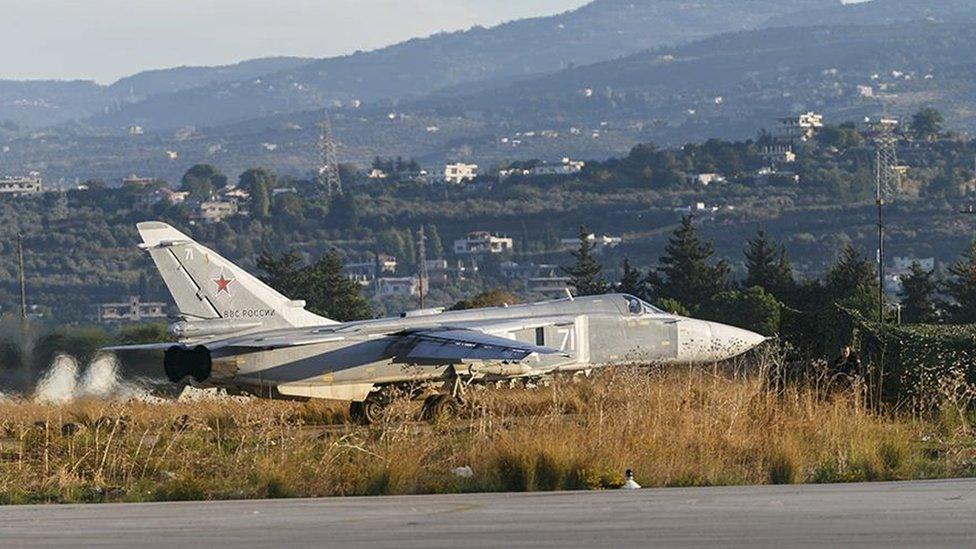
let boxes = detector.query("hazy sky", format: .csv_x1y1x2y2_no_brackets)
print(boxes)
0,0,589,84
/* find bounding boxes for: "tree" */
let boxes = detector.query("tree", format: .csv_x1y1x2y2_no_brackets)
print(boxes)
426,224,444,259
898,261,939,324
239,167,276,218
648,216,729,313
251,179,271,218
327,192,359,230
272,192,304,222
562,226,608,296
702,286,781,336
303,249,373,321
944,242,976,324
617,258,643,296
181,164,227,201
744,228,793,297
911,108,944,142
258,250,372,321
450,289,519,310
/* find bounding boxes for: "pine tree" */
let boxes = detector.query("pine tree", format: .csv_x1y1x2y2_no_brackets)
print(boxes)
304,249,373,321
825,245,879,320
617,258,643,296
945,241,976,324
562,226,608,296
744,227,793,296
648,216,729,312
899,261,939,324
426,224,444,259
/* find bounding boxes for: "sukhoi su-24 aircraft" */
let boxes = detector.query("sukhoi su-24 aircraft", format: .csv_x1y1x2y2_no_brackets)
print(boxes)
109,222,766,423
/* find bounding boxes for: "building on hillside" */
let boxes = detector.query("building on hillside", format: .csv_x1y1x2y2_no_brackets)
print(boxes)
218,187,250,205
343,254,397,285
453,232,513,255
93,296,167,324
0,173,43,196
559,233,622,254
193,201,239,223
777,112,824,141
121,174,156,188
376,276,423,298
500,261,561,281
424,258,474,286
754,167,800,185
685,173,726,186
367,168,388,180
527,276,571,298
529,157,585,177
761,144,796,164
443,163,478,184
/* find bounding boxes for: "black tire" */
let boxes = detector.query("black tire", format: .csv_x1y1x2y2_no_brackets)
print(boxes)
350,398,386,425
426,395,459,424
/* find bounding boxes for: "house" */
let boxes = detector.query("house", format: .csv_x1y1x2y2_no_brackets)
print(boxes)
453,232,513,255
777,112,824,141
559,233,622,254
761,144,796,164
219,187,250,204
424,258,474,286
0,173,43,196
121,174,156,188
528,158,585,177
367,168,388,180
93,296,167,323
443,163,478,184
343,254,397,284
377,277,422,297
193,201,239,223
685,173,726,186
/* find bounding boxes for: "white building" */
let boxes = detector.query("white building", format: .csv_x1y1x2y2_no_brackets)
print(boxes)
94,296,167,323
453,232,513,255
443,163,478,184
0,173,43,196
761,144,796,164
530,158,585,177
194,201,239,223
377,277,422,297
560,233,622,254
777,112,824,141
343,254,397,285
685,173,726,186
121,174,157,187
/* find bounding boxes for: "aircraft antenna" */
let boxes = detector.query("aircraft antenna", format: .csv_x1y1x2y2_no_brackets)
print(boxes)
317,116,342,196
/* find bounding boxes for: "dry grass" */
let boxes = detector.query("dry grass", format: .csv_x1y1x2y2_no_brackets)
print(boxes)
0,358,974,504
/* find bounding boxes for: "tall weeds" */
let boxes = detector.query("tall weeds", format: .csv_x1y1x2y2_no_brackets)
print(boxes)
0,353,972,504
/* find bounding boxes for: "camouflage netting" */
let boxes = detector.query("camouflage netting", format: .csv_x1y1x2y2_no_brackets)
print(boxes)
859,322,976,410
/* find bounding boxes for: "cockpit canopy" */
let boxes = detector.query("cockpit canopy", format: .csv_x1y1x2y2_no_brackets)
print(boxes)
622,295,666,316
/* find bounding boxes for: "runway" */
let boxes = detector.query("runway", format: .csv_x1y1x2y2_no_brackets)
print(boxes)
1,479,974,547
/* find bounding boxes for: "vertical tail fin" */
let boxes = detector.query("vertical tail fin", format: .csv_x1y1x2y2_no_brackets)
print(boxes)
137,221,334,330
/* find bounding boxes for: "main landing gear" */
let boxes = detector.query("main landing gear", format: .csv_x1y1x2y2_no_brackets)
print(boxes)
348,376,469,425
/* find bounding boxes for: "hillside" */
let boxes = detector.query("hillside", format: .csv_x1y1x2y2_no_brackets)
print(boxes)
0,57,312,128
85,0,837,131
764,0,976,27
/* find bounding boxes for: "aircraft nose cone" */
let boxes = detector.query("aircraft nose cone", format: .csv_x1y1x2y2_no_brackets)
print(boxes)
706,322,766,360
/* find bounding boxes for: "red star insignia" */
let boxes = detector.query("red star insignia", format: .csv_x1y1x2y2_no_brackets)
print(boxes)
213,273,233,294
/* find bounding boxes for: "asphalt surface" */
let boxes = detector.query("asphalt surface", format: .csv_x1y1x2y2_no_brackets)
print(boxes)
1,479,975,548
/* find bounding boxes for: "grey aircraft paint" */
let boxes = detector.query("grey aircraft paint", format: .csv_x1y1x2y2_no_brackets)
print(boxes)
109,222,766,407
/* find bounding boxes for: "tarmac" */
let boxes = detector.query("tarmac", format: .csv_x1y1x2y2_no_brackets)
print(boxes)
1,479,974,547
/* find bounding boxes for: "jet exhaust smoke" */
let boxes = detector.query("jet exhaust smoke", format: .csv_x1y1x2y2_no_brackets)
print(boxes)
32,354,159,404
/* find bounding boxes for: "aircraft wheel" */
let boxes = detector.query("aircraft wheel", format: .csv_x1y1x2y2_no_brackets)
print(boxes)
349,398,386,425
425,394,459,424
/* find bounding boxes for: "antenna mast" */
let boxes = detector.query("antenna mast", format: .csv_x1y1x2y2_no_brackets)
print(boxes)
17,233,27,320
317,117,342,196
873,117,901,324
417,226,427,309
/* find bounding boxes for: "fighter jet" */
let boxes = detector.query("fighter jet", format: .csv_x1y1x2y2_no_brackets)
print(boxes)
109,222,766,423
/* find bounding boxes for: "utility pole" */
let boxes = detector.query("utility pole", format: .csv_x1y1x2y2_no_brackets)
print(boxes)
17,233,27,321
417,226,427,309
317,116,342,196
873,118,900,324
